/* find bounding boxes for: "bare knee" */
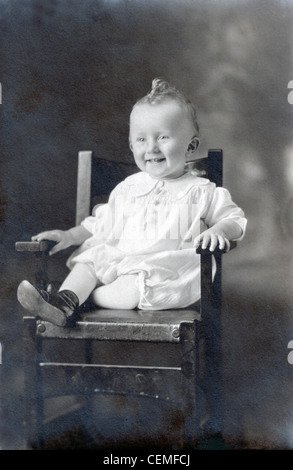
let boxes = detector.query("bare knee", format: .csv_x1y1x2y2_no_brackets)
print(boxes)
91,274,140,309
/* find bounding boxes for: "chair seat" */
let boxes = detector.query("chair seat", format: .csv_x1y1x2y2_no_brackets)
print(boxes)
31,307,201,343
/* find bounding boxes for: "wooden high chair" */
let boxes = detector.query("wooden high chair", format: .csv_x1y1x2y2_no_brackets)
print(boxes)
16,149,236,449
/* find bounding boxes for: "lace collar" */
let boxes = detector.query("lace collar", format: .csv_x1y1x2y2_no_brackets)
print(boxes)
125,171,210,200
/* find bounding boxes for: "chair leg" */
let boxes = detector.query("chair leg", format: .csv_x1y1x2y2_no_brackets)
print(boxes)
180,321,199,447
203,307,223,435
84,340,95,426
200,253,223,436
23,316,43,449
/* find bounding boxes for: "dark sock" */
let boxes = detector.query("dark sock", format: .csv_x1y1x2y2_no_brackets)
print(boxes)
40,289,79,316
57,290,80,311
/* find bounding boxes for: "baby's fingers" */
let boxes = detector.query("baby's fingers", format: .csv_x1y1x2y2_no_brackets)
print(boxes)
204,233,217,251
211,236,230,252
31,230,62,242
193,235,202,249
31,232,50,241
195,233,230,252
48,242,63,256
223,238,230,252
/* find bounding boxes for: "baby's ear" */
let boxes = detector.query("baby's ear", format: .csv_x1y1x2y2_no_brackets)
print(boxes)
129,140,133,152
188,137,200,152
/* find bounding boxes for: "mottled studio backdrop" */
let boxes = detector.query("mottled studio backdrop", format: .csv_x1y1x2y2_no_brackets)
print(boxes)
0,0,293,449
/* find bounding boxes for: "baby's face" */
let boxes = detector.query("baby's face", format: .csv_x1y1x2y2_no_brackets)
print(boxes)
129,100,195,180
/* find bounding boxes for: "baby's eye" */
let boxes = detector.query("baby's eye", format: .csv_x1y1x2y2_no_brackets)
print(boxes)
158,135,169,140
136,137,145,142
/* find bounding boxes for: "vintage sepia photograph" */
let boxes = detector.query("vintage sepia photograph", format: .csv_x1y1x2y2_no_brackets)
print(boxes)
0,0,293,453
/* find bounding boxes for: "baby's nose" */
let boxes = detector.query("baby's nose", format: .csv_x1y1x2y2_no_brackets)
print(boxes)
146,139,160,153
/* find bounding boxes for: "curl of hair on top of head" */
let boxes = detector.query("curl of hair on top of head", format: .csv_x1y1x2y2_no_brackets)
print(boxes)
133,78,200,142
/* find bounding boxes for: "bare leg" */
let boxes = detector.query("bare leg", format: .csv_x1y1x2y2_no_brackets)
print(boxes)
92,274,140,310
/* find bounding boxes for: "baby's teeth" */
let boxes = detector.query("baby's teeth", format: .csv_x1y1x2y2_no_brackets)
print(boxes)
149,158,164,163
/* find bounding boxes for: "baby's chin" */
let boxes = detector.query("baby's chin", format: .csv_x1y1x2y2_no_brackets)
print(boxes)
144,159,168,177
146,158,166,171
145,166,185,180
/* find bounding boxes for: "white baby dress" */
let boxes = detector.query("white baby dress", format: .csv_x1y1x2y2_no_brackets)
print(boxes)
67,171,247,310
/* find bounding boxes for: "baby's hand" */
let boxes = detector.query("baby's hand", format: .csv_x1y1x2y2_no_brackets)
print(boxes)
31,229,73,255
194,227,230,252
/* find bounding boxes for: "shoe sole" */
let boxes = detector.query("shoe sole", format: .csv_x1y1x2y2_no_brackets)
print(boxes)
17,280,67,327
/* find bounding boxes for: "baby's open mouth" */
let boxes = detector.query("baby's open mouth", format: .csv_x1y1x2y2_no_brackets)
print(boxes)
146,158,166,163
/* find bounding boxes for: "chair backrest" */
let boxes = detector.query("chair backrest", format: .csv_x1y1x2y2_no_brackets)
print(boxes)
75,149,223,225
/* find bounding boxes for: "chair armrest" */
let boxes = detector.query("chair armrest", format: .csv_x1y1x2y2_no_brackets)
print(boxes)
15,240,56,253
196,240,237,255
16,239,236,254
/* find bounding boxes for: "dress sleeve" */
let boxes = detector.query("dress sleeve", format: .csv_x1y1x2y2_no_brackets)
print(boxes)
79,179,126,236
80,204,106,234
202,185,247,240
